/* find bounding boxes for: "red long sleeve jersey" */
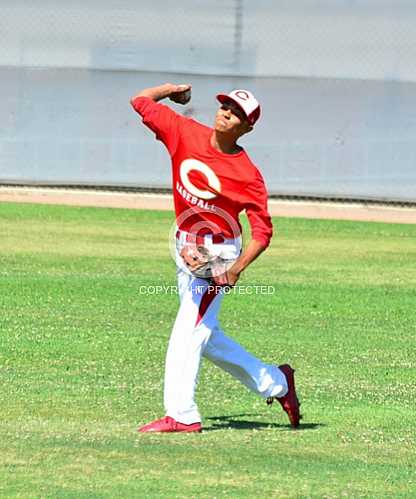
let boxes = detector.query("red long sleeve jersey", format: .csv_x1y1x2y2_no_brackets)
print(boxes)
132,96,273,248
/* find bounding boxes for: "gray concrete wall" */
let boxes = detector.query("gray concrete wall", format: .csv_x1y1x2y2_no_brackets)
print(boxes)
1,2,415,201
2,67,415,202
2,0,416,81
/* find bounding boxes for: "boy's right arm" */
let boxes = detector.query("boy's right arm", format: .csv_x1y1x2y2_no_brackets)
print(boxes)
130,83,191,104
129,83,191,155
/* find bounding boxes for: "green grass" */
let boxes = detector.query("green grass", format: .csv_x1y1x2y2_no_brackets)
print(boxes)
0,202,415,498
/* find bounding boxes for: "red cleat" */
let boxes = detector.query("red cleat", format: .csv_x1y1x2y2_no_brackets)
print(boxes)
138,416,202,433
267,364,302,429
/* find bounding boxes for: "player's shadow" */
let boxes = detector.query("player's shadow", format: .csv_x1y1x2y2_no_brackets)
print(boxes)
205,413,323,431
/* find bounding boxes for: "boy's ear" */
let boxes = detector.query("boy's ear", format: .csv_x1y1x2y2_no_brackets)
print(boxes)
243,124,253,135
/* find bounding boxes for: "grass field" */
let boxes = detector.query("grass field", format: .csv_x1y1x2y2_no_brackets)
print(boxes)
0,202,415,498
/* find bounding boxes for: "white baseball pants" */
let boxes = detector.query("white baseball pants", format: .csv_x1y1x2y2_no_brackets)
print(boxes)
164,231,288,424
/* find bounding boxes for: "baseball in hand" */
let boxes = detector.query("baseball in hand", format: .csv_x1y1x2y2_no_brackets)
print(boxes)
169,85,192,105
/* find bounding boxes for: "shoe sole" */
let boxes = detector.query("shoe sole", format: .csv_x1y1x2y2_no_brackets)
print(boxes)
278,364,302,429
139,429,202,433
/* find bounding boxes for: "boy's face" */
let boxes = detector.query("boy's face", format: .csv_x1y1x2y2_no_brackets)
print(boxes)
214,100,252,138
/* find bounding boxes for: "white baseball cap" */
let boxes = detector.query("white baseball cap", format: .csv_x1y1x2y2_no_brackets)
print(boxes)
216,89,261,126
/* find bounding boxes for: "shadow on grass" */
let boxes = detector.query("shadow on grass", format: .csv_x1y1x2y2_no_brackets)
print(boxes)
205,414,323,432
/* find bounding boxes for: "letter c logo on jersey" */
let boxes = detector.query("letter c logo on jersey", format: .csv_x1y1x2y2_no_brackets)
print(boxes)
180,159,221,200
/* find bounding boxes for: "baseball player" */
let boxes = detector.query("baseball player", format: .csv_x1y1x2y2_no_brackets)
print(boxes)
130,83,301,432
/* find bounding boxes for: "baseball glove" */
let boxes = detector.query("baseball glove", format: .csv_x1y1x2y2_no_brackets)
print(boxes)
179,244,233,286
180,244,212,274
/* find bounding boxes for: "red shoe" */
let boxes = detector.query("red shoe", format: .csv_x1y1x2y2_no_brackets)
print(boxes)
138,416,202,433
267,364,302,429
